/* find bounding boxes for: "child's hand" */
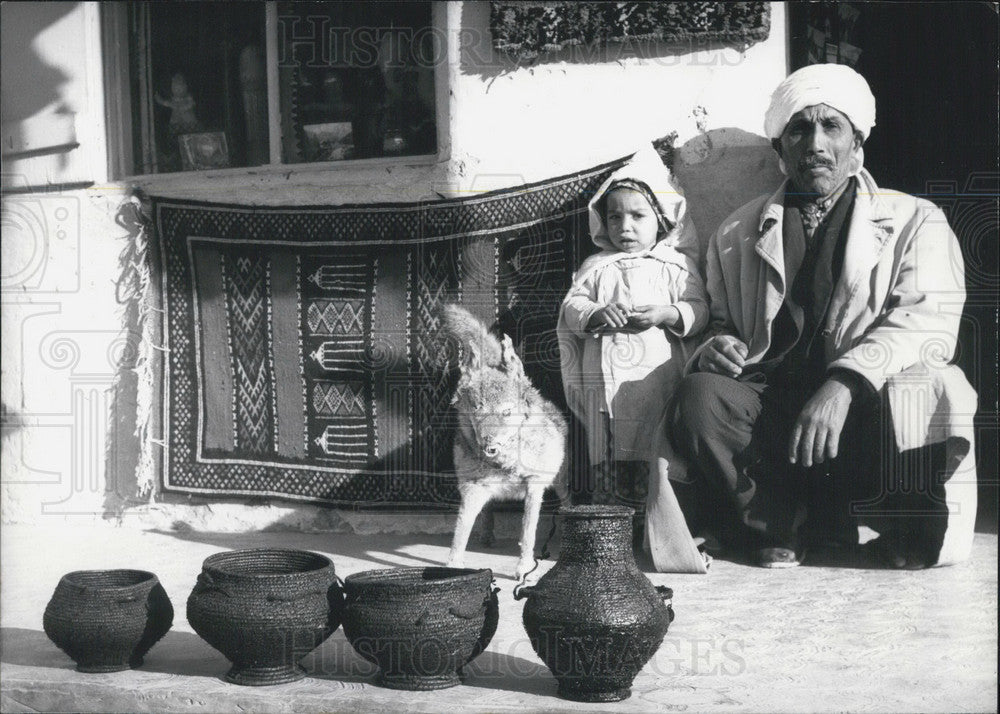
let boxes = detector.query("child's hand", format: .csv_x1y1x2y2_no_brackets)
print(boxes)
628,305,681,330
587,303,630,331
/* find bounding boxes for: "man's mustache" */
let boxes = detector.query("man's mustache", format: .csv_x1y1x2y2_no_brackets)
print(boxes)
799,156,835,170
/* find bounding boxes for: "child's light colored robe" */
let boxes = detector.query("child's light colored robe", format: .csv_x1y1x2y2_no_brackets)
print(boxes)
558,239,707,464
556,144,710,573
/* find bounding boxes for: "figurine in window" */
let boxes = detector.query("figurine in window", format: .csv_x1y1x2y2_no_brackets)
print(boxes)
155,72,202,135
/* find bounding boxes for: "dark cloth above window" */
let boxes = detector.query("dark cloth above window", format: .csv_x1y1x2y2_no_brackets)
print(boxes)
490,1,772,60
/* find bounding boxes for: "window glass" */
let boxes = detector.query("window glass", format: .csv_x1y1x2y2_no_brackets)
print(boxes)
126,1,436,175
140,2,268,173
277,1,436,163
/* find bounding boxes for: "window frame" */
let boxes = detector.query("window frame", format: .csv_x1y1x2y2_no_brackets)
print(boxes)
101,1,449,183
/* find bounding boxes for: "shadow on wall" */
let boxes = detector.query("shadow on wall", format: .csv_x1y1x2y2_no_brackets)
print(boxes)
0,2,78,174
673,127,784,258
0,3,75,123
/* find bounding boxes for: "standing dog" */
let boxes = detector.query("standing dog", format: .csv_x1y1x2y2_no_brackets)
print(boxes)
440,305,568,581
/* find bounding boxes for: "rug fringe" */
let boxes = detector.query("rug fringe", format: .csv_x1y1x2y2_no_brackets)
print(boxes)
114,192,157,502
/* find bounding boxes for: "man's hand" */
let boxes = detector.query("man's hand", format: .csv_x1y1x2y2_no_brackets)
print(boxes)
586,302,630,331
697,335,749,377
788,376,855,468
628,304,681,331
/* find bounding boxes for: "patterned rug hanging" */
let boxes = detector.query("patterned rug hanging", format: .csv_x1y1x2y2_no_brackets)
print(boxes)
490,1,771,60
150,156,627,507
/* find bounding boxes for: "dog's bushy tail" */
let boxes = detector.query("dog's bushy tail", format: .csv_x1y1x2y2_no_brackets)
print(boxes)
438,304,502,368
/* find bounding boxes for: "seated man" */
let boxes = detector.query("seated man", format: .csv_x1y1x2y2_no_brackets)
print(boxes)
671,63,977,569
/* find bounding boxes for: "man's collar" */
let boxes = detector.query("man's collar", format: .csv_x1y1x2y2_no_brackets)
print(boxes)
757,183,787,233
757,169,890,233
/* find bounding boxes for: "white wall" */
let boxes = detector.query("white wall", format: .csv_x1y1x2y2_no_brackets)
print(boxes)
1,1,788,528
1,2,122,524
1,2,107,189
449,2,785,182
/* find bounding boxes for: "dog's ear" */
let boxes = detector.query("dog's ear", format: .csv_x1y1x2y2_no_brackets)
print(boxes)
464,339,483,370
499,335,524,378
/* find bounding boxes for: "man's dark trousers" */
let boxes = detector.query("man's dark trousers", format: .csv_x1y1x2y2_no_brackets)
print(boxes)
670,371,950,560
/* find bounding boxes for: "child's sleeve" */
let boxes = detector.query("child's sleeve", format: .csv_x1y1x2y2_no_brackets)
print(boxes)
659,221,709,342
560,268,602,337
670,251,709,338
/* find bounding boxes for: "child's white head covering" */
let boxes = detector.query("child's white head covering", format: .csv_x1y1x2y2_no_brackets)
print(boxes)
588,144,688,251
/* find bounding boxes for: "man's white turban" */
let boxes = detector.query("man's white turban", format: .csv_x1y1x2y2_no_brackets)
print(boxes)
764,63,876,140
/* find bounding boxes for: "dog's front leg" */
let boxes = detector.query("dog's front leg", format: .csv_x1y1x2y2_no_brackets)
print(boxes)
516,484,545,582
448,483,492,569
553,468,570,507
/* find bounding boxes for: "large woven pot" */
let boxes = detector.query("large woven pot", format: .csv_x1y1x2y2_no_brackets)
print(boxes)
515,505,674,702
43,569,173,672
187,548,343,686
342,567,499,690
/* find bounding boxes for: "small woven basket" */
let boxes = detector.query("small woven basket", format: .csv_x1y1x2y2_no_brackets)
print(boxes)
187,548,343,686
342,567,499,690
43,569,173,672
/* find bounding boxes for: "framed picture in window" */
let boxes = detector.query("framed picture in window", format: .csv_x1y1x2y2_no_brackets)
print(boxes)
178,132,230,171
302,122,354,162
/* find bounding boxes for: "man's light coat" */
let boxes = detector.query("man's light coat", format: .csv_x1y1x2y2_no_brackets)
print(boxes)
692,169,978,565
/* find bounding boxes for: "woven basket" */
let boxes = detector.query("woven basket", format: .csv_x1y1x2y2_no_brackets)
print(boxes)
516,505,674,702
43,570,173,673
342,567,499,690
187,548,343,686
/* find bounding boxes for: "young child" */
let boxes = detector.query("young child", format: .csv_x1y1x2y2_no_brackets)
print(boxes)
558,144,709,571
